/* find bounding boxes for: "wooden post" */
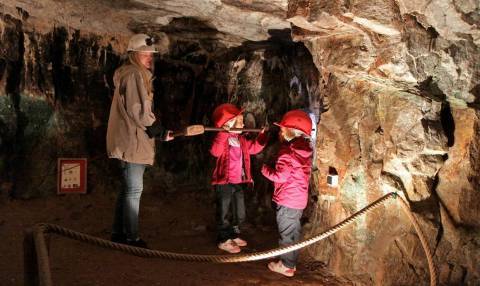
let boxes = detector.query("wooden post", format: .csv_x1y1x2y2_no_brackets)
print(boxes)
24,228,39,286
33,226,53,286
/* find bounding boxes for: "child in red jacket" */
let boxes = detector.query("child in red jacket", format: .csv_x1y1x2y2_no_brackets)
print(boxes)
261,110,313,277
210,103,267,253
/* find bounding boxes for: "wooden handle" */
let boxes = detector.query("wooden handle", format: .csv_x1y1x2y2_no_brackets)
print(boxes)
171,125,205,137
172,131,184,137
203,127,264,132
170,125,265,138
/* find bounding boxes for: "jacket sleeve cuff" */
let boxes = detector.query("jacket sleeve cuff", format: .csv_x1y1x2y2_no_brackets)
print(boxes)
145,121,167,139
261,164,272,180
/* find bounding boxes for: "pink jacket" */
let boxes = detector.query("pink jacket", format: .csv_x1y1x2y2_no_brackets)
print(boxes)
261,138,313,210
210,132,267,185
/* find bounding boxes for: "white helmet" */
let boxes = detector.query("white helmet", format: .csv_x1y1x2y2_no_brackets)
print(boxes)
127,33,169,54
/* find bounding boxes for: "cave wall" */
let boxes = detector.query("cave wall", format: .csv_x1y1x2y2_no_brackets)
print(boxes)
288,0,480,285
0,12,121,199
0,11,319,207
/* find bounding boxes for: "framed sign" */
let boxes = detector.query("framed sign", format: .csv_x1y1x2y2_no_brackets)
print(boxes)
57,158,87,194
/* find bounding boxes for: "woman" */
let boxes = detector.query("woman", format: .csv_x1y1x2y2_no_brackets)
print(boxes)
106,33,173,248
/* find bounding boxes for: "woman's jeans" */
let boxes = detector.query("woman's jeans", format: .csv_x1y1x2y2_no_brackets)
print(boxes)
215,184,246,243
275,204,303,269
112,161,146,241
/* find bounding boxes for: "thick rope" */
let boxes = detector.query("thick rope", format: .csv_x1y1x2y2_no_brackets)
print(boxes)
32,192,436,285
397,196,437,286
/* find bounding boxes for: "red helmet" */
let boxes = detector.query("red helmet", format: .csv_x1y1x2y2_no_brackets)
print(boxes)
212,103,243,127
274,110,312,135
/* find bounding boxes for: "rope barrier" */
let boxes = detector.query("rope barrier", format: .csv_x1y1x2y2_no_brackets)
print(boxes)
27,192,437,286
397,196,437,286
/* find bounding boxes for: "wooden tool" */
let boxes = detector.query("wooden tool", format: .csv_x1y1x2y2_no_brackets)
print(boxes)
172,125,264,137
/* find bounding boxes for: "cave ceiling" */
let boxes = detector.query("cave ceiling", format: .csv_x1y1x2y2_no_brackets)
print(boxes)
1,0,479,104
1,0,291,49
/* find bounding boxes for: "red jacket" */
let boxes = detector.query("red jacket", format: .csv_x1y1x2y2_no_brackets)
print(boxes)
261,138,313,210
210,131,267,185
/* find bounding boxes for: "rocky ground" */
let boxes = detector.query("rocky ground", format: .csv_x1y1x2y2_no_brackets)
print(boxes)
0,187,350,286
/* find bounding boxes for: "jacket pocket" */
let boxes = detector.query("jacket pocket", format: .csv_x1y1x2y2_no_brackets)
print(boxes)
135,128,154,161
135,128,143,154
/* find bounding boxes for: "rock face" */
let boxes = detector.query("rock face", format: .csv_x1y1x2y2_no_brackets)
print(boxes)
305,73,451,285
289,0,480,285
0,0,479,285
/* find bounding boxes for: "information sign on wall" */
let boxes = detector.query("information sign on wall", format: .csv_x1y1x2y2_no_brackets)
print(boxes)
57,158,87,194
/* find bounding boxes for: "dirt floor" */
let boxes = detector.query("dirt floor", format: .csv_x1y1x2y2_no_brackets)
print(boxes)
0,187,350,286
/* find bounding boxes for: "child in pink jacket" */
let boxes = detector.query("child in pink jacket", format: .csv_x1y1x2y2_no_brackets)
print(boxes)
261,110,313,277
210,103,267,253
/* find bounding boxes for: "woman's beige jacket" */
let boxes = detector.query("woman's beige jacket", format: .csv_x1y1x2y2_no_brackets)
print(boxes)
106,64,156,165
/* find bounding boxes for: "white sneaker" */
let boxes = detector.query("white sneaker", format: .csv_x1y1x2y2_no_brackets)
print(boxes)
268,260,295,277
232,237,247,247
218,239,241,253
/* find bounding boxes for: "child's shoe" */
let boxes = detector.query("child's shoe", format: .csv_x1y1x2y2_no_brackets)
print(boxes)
232,237,247,247
218,239,241,253
268,260,295,277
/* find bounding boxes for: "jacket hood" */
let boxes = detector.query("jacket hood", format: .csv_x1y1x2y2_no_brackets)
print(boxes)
114,64,133,84
113,64,152,86
289,137,313,159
